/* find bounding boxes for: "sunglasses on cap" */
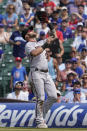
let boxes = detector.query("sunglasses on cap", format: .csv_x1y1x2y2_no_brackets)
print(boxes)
15,81,23,87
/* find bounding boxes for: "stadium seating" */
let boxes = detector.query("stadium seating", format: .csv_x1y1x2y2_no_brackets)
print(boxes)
63,38,74,60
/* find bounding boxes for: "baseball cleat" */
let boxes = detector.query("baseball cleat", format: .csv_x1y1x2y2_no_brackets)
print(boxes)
36,123,48,128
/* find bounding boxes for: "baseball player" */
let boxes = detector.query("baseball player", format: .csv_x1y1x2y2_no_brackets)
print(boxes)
25,31,57,128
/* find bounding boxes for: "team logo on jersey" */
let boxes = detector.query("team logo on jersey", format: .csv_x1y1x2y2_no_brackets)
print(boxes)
14,71,20,78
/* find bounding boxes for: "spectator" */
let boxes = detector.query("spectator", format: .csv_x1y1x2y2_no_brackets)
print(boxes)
75,22,83,37
71,58,83,78
40,21,50,35
20,4,34,26
52,22,64,43
38,31,46,41
7,81,23,100
46,48,60,86
48,23,64,58
71,26,87,52
7,81,28,101
45,6,53,18
3,4,18,27
0,24,10,44
70,50,77,59
7,0,23,15
65,80,86,103
78,5,87,22
21,80,29,101
74,0,85,6
80,47,87,68
69,13,78,30
81,73,87,99
59,19,73,41
50,10,62,26
76,55,86,72
9,22,27,58
60,60,72,82
73,88,86,103
10,57,28,89
43,0,56,11
60,7,69,21
68,0,78,14
62,72,77,93
21,0,29,15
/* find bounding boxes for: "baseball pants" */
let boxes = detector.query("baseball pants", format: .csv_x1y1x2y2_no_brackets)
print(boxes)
29,70,57,125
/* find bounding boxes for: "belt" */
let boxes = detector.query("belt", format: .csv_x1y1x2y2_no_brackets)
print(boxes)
35,68,48,73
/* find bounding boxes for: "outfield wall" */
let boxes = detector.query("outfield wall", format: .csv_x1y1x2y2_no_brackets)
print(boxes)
0,103,87,128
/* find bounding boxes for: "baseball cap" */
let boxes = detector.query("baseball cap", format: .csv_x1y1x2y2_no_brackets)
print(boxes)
14,81,23,89
71,58,78,63
0,23,4,28
40,31,45,36
72,79,81,86
67,71,77,77
15,57,22,62
77,22,83,27
81,47,87,52
65,59,71,64
61,6,67,10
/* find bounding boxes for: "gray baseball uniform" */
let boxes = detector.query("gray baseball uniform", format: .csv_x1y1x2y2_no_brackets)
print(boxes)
25,40,57,125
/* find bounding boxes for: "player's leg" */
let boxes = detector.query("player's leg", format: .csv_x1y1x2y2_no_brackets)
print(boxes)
31,71,47,128
43,73,57,118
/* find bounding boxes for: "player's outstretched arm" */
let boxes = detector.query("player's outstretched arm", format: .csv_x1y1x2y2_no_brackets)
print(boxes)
30,47,44,57
30,38,52,57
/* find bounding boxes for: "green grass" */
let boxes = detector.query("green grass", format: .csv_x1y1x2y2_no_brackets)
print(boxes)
0,128,87,131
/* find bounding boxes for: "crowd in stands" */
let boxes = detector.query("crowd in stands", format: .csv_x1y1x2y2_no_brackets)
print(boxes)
0,0,87,103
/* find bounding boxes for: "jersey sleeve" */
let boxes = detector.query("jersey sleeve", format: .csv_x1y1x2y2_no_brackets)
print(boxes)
79,68,83,78
7,93,13,99
30,13,34,17
37,39,47,46
23,67,27,76
25,42,35,55
10,32,15,41
14,13,18,20
11,67,15,76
